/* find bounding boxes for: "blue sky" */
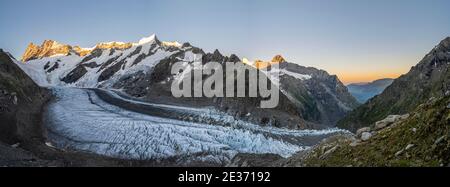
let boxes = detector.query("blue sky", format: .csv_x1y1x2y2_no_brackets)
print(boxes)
1,0,449,83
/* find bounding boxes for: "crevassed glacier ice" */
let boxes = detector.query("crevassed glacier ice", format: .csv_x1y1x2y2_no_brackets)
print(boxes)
45,87,344,164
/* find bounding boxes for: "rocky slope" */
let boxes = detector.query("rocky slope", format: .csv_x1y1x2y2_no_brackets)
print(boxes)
17,34,358,129
277,62,359,125
0,49,50,144
338,37,450,132
229,95,449,167
347,78,394,103
281,95,449,167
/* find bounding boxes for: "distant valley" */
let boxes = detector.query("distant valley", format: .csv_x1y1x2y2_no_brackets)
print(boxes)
347,78,394,103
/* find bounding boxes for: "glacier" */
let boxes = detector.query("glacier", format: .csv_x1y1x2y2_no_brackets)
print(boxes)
44,87,346,164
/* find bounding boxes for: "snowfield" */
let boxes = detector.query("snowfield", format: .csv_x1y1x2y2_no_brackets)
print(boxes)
44,87,345,164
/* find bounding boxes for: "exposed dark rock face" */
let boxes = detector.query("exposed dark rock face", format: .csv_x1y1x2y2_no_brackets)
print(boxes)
338,37,450,132
279,63,359,126
0,49,50,144
61,65,88,84
113,71,152,97
81,48,103,63
98,45,145,82
131,44,159,66
132,53,147,66
46,62,59,73
98,60,124,82
127,46,142,58
182,42,192,48
202,49,226,63
83,62,99,68
44,61,51,70
98,54,122,72
228,54,240,63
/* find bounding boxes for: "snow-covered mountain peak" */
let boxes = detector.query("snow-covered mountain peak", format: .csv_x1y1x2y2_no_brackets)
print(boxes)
137,34,158,45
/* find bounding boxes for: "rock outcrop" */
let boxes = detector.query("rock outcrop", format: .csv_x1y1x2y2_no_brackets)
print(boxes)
253,55,287,69
21,40,72,61
22,40,133,62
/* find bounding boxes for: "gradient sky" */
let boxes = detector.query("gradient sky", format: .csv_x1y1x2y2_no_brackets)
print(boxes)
1,0,449,84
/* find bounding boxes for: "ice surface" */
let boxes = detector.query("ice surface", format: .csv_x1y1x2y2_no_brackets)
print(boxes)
45,87,345,164
46,87,323,163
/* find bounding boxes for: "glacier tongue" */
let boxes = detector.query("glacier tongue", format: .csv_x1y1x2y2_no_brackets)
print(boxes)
45,87,309,163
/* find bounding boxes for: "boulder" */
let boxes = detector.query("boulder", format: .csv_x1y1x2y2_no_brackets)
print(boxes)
356,127,371,137
361,132,372,141
374,114,409,130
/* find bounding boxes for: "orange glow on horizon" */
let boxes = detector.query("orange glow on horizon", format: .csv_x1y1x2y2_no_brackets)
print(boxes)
337,71,403,85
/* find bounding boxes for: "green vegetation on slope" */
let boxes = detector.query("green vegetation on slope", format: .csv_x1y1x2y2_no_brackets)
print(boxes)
338,37,450,132
302,96,449,167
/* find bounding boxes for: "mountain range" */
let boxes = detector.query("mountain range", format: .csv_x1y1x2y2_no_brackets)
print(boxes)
17,34,359,128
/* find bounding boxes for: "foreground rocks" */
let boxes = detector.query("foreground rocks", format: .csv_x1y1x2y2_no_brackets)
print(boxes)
374,114,409,130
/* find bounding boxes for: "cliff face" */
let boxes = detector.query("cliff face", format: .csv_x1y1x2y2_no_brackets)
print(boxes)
21,40,72,61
